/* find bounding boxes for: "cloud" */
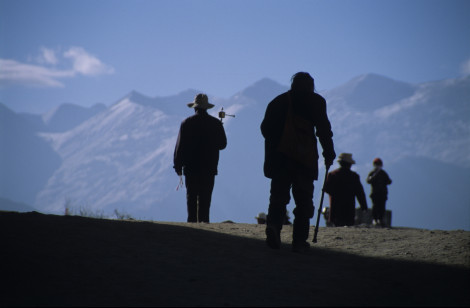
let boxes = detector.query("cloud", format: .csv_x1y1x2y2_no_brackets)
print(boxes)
63,47,114,76
0,59,73,87
0,46,114,88
37,47,58,65
461,58,470,75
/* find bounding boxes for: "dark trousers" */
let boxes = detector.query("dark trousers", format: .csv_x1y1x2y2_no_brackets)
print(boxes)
185,174,215,223
267,172,315,243
371,197,387,221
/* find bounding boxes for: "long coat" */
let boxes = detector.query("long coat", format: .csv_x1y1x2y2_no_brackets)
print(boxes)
260,90,335,180
324,167,368,226
173,109,227,176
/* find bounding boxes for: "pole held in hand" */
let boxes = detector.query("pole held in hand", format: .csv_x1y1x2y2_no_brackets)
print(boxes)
313,166,330,243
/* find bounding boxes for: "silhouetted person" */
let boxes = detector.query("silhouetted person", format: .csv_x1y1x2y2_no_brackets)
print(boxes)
261,72,336,253
173,94,227,223
324,153,368,227
255,212,267,224
367,158,392,227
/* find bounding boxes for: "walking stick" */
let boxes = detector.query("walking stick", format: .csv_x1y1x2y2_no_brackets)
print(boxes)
313,166,330,243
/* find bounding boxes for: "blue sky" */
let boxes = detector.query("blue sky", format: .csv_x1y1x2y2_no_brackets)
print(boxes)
1,0,469,113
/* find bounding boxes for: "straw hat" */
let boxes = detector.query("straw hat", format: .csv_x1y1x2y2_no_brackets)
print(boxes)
337,153,356,164
187,93,214,109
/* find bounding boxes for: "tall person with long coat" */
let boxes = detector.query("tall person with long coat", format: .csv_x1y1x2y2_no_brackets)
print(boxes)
174,94,227,223
261,72,336,253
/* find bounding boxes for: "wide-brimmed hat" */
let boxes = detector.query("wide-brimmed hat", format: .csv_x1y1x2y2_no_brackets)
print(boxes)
338,153,356,164
187,93,214,109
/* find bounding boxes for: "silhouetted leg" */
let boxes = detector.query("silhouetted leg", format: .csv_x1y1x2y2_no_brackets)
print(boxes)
185,175,198,223
372,197,386,226
291,174,314,243
266,176,291,249
371,199,378,221
197,175,215,223
267,176,291,229
372,197,386,224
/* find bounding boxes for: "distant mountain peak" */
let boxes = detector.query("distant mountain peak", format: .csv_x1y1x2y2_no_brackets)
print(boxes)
354,73,396,82
327,73,416,111
237,78,288,103
344,73,412,90
114,89,200,115
245,77,285,90
122,90,153,106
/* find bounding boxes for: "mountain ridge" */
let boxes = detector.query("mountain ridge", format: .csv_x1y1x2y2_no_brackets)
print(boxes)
1,73,469,230
325,73,417,111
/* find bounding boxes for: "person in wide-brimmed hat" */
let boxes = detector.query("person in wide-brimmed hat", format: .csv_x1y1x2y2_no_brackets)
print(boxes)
324,153,368,227
255,212,267,224
337,153,356,164
186,93,215,109
367,157,392,227
174,93,227,223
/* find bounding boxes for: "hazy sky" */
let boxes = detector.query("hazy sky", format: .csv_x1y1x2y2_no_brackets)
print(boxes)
1,0,469,113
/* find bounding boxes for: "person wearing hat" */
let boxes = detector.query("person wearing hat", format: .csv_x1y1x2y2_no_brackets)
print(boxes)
367,158,392,227
255,212,267,224
324,153,368,227
261,72,336,253
173,93,227,223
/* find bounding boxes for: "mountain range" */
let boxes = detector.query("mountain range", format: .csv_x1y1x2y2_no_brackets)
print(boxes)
1,73,469,230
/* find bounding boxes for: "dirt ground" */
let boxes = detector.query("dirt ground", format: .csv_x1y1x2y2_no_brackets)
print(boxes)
1,211,469,307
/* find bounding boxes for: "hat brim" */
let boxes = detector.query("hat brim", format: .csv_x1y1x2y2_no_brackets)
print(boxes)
187,102,215,109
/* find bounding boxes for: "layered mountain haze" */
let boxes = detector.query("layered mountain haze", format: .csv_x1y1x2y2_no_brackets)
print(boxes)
326,73,416,111
1,74,469,230
324,75,470,167
0,103,61,206
37,96,185,218
42,103,107,132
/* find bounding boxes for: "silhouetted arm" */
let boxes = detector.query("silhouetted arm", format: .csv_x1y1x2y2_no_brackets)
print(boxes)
173,123,185,175
323,172,334,195
217,121,227,150
260,100,277,139
315,96,336,166
261,94,286,141
367,170,377,184
355,175,368,211
385,171,392,185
